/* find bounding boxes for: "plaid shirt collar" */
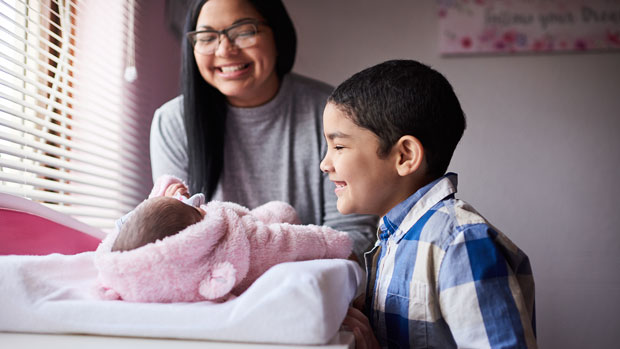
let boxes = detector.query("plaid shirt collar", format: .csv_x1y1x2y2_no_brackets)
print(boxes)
379,172,458,243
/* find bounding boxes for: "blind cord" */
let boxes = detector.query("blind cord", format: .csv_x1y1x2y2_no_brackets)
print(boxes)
124,0,137,83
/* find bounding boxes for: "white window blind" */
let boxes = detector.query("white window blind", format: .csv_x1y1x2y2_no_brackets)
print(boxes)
0,0,146,231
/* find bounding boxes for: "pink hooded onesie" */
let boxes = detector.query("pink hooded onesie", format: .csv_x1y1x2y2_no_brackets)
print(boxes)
94,175,352,303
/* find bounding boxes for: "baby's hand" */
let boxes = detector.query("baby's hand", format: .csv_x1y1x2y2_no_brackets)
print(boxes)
164,182,189,198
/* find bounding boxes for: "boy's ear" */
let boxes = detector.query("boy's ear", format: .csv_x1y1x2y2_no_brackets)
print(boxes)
393,135,425,177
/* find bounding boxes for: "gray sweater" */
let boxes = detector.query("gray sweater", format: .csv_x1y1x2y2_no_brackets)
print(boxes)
150,73,377,261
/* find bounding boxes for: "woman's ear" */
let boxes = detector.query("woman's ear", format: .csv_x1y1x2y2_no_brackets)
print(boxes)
393,135,425,177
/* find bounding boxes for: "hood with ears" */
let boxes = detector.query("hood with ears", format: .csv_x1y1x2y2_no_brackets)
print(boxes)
95,202,252,303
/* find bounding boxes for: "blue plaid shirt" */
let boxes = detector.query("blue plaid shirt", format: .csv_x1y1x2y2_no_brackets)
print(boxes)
364,173,537,348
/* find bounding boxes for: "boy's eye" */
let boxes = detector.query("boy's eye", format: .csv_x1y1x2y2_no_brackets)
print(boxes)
334,145,344,151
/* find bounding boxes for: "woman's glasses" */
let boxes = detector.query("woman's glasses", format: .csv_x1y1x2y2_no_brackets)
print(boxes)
187,19,267,55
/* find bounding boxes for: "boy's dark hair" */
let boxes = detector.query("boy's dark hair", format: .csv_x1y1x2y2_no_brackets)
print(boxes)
328,59,466,178
112,197,203,252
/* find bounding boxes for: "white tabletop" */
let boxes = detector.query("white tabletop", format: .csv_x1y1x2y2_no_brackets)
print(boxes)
0,331,354,349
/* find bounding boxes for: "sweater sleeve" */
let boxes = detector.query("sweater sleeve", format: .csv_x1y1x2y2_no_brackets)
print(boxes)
215,202,354,294
243,217,353,264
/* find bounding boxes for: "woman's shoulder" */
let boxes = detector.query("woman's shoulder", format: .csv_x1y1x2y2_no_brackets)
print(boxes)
152,95,185,132
155,95,184,116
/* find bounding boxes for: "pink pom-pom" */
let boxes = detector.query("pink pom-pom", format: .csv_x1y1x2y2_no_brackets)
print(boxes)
198,261,237,300
100,286,122,300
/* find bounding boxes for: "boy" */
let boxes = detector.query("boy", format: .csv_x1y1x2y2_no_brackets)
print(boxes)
320,60,536,348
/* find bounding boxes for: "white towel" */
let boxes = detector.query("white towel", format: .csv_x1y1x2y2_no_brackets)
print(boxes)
0,253,363,345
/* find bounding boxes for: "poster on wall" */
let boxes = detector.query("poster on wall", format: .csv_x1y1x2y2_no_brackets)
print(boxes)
438,0,620,55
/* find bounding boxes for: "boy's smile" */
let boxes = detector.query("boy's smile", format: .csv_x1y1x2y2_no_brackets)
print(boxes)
320,103,402,216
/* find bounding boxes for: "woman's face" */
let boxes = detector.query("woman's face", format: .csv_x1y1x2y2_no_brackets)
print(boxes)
194,0,279,107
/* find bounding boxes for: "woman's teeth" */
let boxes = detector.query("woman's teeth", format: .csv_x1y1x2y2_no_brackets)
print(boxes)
220,64,248,73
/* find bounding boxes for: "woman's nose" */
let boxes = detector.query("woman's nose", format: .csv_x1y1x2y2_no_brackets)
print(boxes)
215,35,238,57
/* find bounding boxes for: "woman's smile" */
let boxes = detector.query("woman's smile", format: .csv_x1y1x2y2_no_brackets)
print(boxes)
215,62,252,77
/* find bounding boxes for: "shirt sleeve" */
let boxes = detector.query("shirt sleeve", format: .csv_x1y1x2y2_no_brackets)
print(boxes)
437,224,537,348
149,97,189,183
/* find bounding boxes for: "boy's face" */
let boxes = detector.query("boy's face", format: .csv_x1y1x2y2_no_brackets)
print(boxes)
320,103,401,216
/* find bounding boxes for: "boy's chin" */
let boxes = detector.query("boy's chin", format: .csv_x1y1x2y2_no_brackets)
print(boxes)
338,201,382,217
336,202,352,215
337,201,366,216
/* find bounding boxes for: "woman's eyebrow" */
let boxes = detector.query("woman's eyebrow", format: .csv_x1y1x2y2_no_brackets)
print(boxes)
196,17,256,30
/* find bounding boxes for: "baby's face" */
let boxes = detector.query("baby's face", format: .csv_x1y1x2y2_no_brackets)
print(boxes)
159,195,206,219
153,196,205,222
173,198,206,219
195,205,206,218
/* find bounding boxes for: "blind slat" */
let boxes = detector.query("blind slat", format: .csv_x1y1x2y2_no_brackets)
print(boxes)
42,203,124,221
0,87,144,158
0,184,130,211
0,100,137,156
0,171,137,205
0,113,123,163
0,138,148,192
0,80,140,149
4,0,137,66
0,152,145,197
0,130,123,172
0,46,139,110
0,38,134,106
0,156,124,191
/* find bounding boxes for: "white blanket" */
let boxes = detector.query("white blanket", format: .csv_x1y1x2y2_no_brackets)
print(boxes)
0,253,363,345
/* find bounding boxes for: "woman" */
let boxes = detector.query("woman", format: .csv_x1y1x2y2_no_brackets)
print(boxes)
149,0,376,261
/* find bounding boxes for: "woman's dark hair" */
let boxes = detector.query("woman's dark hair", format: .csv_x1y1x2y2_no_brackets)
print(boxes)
181,0,297,197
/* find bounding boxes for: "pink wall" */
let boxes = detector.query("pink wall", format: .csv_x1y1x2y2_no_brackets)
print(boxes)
130,0,182,197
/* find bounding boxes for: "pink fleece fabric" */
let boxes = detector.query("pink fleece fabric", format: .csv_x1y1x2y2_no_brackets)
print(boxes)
94,175,352,303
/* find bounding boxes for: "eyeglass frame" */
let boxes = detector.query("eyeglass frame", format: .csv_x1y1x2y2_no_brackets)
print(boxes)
186,19,269,55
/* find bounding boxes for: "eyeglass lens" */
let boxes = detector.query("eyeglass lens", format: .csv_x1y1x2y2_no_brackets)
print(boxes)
192,23,258,55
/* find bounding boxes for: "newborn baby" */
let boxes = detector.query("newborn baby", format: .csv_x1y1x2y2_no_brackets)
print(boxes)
95,175,352,303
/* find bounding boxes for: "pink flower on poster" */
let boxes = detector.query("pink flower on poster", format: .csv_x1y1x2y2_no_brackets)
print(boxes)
438,0,620,55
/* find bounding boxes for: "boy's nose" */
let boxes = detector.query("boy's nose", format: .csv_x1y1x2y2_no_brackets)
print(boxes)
319,157,332,173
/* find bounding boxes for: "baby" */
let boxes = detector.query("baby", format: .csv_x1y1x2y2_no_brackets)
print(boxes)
95,175,352,303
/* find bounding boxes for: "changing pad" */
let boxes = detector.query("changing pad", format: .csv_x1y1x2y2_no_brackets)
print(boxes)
0,192,364,344
0,252,364,345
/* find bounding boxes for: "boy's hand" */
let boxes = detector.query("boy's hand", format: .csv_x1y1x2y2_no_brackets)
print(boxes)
342,307,380,349
352,293,365,311
164,182,189,198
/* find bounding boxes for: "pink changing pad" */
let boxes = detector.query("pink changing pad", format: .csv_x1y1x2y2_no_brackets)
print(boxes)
0,193,105,255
